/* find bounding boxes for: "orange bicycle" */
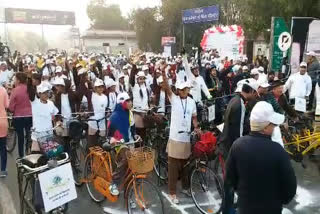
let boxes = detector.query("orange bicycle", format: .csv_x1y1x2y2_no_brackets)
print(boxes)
82,137,164,213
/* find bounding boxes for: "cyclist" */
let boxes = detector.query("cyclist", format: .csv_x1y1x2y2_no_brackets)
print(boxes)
30,83,59,152
0,85,9,177
161,68,200,204
87,79,109,147
9,72,32,158
107,92,136,196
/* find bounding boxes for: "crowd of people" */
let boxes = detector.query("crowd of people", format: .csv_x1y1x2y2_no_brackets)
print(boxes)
0,47,319,213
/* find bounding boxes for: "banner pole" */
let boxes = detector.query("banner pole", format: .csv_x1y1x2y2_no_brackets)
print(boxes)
182,24,185,47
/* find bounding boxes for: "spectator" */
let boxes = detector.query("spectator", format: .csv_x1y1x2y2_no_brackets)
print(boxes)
9,72,32,158
0,86,9,177
224,101,297,214
306,51,320,110
284,62,312,105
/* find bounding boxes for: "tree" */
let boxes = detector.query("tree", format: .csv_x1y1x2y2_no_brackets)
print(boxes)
87,0,129,30
130,7,164,52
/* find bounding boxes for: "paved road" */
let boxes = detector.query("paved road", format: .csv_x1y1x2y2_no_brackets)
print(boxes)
1,147,320,214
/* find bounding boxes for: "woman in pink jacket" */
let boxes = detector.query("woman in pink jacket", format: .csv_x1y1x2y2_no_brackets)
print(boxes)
0,86,9,177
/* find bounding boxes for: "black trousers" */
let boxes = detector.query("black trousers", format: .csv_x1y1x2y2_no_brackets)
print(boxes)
13,117,32,158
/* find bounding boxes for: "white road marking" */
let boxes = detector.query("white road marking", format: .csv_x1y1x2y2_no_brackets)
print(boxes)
161,191,196,214
0,181,17,214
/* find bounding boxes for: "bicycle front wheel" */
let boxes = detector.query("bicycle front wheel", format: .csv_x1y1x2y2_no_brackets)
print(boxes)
71,141,85,187
84,155,105,203
191,165,224,214
127,179,164,214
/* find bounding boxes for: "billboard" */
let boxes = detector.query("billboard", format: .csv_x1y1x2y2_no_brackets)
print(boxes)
182,5,219,24
5,8,75,25
161,37,176,46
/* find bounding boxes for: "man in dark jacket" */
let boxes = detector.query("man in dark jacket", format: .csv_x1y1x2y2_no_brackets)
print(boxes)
219,82,257,154
307,51,320,110
224,101,297,214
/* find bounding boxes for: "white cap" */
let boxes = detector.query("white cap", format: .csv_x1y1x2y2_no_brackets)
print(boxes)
259,82,270,88
236,78,259,93
176,80,191,90
45,59,51,64
242,66,248,71
78,68,87,75
53,78,65,86
105,78,116,88
118,73,125,79
157,76,163,84
307,51,316,57
122,65,128,70
300,62,307,67
142,65,149,71
37,83,50,93
94,78,104,87
0,61,7,66
250,101,285,125
136,71,146,78
55,66,63,73
251,68,259,75
117,92,131,104
258,66,264,72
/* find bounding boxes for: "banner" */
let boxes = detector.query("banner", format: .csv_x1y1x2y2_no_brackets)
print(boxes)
270,17,289,72
182,5,219,24
306,20,320,53
5,8,75,25
200,25,244,59
39,163,77,212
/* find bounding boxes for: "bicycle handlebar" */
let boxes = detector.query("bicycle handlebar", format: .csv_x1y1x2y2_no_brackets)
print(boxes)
102,136,142,152
18,153,69,173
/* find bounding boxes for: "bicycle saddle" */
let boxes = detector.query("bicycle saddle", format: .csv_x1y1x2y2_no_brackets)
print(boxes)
21,154,47,168
102,142,113,152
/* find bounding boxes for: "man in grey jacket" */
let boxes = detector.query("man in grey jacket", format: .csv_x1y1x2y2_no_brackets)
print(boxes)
307,51,320,110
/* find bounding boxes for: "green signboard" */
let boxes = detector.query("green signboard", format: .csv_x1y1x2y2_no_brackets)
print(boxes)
270,17,289,71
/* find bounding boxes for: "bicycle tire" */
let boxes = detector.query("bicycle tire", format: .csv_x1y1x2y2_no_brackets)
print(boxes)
127,178,164,214
84,155,105,203
153,155,168,182
6,129,17,153
71,141,84,187
190,165,224,214
213,155,225,182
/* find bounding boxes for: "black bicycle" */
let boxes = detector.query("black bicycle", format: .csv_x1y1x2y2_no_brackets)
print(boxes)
153,131,224,214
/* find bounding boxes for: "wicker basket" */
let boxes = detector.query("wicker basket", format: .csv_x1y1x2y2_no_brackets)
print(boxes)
127,147,155,174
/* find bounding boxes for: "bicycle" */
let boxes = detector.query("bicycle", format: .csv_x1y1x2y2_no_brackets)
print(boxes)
153,131,224,214
82,137,164,214
16,126,71,214
17,153,70,214
60,114,88,186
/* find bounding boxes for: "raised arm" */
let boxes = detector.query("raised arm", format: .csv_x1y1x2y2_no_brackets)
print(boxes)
161,65,173,99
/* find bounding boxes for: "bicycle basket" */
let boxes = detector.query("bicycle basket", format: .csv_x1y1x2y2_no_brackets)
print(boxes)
126,147,155,174
37,134,64,158
193,132,217,159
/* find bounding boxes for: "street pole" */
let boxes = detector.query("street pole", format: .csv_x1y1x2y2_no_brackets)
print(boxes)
182,24,185,47
41,24,45,52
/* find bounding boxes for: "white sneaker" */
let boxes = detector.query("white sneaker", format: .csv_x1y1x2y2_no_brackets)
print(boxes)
130,200,137,209
109,184,119,196
181,189,192,197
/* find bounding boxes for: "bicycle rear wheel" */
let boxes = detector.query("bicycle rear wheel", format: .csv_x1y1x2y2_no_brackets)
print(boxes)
84,155,105,203
127,179,164,214
6,129,17,153
190,165,224,214
213,155,225,181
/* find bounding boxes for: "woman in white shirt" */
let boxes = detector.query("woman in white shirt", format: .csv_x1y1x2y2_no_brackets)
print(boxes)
161,68,200,204
87,79,109,147
31,83,59,152
129,65,150,139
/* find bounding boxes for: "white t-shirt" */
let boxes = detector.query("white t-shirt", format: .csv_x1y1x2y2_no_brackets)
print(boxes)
169,95,197,142
61,94,72,128
89,93,109,130
132,84,149,110
108,92,117,111
31,99,59,139
158,90,166,114
0,70,13,86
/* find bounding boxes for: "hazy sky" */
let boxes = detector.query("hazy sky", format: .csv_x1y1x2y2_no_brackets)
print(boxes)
0,0,162,30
